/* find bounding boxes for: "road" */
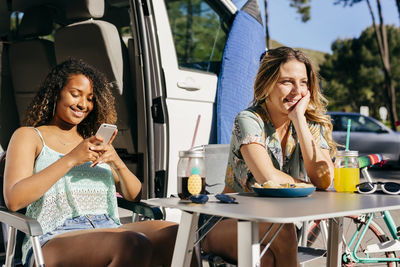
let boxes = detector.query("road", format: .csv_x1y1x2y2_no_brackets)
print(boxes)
369,167,400,181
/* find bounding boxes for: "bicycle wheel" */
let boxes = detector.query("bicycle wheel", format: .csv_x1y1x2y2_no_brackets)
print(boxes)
307,216,398,267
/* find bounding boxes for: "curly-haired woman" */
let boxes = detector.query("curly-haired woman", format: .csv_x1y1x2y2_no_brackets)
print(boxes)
4,59,178,267
202,47,336,266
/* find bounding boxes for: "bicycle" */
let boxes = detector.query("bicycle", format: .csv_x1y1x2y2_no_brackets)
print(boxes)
305,154,400,266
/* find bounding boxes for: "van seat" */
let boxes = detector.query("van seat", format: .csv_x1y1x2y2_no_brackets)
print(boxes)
55,0,138,174
8,6,56,123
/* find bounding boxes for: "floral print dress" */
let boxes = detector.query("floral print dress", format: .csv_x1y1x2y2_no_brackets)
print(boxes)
225,105,330,192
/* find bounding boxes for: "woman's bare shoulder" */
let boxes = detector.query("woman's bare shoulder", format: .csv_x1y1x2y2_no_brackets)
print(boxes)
12,126,37,137
10,127,41,145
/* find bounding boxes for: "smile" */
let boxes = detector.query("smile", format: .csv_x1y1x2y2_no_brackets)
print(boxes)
284,98,300,104
71,108,86,118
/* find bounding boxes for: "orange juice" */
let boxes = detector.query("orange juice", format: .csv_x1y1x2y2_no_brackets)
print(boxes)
334,168,360,192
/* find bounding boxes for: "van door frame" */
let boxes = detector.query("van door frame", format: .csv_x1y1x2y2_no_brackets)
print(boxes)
129,0,169,199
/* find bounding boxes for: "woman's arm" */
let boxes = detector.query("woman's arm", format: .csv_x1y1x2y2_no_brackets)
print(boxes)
90,130,142,202
4,128,101,211
289,92,334,189
240,143,303,185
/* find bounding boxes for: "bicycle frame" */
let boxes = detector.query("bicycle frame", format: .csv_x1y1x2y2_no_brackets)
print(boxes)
343,211,400,264
308,163,400,265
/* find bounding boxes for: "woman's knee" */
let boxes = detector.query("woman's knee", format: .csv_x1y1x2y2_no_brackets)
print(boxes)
112,231,152,266
268,224,298,264
275,223,297,242
117,231,152,252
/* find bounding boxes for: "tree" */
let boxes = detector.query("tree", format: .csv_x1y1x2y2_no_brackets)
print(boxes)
321,25,400,120
289,0,312,22
335,0,398,130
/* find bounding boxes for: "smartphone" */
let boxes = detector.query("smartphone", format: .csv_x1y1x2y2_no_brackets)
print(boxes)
95,123,117,145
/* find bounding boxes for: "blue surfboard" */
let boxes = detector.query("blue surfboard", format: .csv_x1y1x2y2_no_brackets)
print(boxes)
216,0,266,144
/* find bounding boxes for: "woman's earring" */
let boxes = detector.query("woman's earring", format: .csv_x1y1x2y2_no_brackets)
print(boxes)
52,102,56,117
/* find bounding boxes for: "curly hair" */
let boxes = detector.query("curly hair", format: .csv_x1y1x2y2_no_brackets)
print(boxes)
24,58,117,138
253,46,337,156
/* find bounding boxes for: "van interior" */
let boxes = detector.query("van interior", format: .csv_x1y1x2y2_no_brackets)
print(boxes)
0,0,151,196
0,0,236,200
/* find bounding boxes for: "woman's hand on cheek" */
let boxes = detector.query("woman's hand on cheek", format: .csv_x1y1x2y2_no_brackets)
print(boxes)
288,90,310,122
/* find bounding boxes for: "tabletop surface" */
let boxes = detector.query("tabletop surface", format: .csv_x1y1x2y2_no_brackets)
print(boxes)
144,191,400,223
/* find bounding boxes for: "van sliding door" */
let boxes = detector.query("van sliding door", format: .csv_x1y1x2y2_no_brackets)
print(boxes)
153,0,235,196
130,0,168,198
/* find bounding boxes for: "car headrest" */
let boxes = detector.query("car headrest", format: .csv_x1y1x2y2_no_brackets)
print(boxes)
18,6,54,38
66,0,105,20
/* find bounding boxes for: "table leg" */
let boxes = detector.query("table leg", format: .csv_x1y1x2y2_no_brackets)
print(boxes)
327,217,343,267
171,211,199,267
237,220,260,267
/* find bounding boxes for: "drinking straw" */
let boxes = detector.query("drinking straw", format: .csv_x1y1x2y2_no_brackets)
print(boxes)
345,119,351,167
190,115,201,150
186,115,201,176
345,119,351,151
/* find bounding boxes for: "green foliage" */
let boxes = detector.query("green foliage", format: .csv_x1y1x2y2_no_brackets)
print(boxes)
320,25,400,118
334,0,364,7
165,0,228,72
289,0,312,22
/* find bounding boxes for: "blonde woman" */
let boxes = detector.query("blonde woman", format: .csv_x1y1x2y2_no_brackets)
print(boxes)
202,47,336,266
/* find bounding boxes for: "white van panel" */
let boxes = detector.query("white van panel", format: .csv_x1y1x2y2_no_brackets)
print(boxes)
153,0,221,196
166,99,215,196
152,0,218,101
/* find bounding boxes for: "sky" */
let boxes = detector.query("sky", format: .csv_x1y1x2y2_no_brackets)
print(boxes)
233,0,400,53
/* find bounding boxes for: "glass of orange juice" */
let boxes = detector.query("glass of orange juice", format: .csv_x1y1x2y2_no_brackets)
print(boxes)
334,150,360,192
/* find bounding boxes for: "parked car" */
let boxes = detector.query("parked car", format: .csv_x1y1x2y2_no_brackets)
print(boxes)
0,0,238,199
328,112,400,166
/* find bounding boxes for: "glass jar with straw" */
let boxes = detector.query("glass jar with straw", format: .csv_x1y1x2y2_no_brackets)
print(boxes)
177,115,206,199
177,149,206,199
334,150,360,192
333,119,360,192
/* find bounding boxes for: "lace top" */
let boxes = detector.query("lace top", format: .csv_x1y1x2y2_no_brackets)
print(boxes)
22,128,120,263
225,105,330,192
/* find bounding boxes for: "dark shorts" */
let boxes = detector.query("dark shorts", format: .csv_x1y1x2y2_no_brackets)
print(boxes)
25,214,119,266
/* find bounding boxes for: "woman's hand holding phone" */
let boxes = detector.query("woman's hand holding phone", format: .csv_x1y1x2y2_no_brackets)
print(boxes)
64,136,104,166
89,124,120,167
64,124,119,167
95,124,117,145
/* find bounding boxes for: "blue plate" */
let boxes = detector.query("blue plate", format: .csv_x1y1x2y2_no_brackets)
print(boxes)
252,186,316,198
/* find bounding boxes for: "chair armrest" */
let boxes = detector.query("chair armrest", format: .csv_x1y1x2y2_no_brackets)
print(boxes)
0,208,43,236
117,198,163,220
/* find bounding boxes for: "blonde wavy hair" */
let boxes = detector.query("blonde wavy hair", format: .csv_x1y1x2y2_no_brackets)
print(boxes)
252,46,336,156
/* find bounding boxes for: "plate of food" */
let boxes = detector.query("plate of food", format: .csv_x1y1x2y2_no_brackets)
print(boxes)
251,181,316,197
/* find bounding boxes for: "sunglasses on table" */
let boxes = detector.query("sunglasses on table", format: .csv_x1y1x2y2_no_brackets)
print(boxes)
356,182,400,195
190,194,238,204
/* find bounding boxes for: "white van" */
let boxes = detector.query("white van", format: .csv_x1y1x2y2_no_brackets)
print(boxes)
0,0,237,199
